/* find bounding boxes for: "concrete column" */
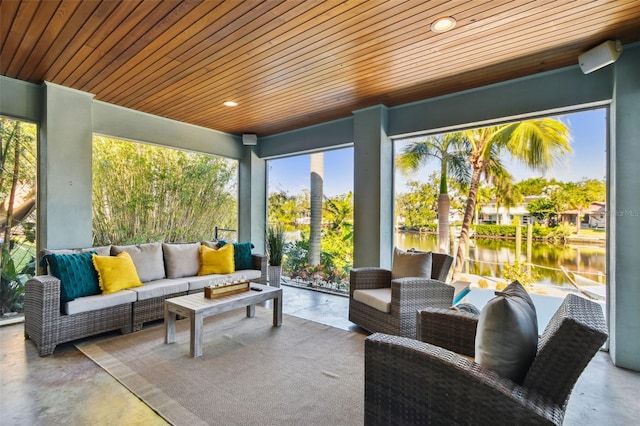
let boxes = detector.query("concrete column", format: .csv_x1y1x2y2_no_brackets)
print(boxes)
238,145,266,253
609,44,640,371
353,105,393,269
39,82,94,250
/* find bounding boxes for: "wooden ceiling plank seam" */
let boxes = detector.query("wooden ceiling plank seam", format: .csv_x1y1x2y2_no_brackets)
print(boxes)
0,0,40,77
154,0,560,116
166,19,636,136
185,16,636,133
0,0,20,55
200,0,351,71
184,0,632,115
138,0,450,114
153,0,547,118
47,0,122,83
140,0,448,109
205,20,632,129
168,0,452,104
123,0,421,108
56,0,145,86
218,40,610,134
173,0,322,64
99,2,280,103
109,0,324,104
64,0,155,88
89,0,227,96
75,0,185,91
83,0,202,93
24,0,109,82
17,0,82,79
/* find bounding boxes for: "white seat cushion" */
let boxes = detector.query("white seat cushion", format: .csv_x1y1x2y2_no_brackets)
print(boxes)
353,288,392,313
64,289,136,315
131,278,189,301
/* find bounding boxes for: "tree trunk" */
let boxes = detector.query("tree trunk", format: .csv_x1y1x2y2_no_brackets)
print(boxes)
454,166,483,278
309,152,323,266
2,125,21,246
437,193,450,253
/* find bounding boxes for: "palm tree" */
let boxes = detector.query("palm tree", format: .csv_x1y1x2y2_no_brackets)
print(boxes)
309,152,323,266
453,119,571,277
396,134,468,253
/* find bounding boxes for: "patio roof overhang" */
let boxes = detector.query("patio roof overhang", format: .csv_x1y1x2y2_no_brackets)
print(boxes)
1,0,639,138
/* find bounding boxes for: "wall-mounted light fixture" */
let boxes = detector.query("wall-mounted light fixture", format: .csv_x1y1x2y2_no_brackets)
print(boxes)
578,40,623,74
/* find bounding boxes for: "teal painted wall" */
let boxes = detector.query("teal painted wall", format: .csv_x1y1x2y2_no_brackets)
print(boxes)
353,105,393,269
40,83,94,249
610,44,640,370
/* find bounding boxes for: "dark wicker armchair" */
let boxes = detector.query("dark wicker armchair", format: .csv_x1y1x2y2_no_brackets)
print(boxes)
364,294,608,425
349,252,454,338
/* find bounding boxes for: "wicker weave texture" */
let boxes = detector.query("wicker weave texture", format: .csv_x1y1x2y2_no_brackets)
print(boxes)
417,307,478,357
364,294,607,426
132,292,187,331
25,276,132,356
24,253,268,355
349,253,454,338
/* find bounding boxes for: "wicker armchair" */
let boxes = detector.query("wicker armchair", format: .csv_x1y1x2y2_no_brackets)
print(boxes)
349,252,454,338
364,294,608,425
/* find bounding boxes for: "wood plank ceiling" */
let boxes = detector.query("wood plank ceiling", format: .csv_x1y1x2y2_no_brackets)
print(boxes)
2,0,640,137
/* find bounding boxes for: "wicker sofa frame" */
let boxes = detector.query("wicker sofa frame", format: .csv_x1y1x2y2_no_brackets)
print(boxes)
349,252,454,338
364,293,608,425
25,252,267,355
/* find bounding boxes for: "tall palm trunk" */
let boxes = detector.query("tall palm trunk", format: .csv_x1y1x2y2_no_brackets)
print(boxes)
309,152,323,266
438,193,450,253
454,165,483,278
437,161,450,253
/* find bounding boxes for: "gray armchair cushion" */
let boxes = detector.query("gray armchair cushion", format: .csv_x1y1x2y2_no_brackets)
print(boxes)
475,280,538,384
111,242,165,283
353,288,392,313
162,242,201,278
391,247,432,280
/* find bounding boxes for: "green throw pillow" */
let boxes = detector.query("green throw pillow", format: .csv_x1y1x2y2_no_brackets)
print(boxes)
217,241,254,270
42,251,100,302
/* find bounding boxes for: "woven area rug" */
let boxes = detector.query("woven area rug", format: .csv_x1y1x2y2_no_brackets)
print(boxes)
76,307,365,426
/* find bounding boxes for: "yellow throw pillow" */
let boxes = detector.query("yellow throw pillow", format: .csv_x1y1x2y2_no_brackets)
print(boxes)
198,243,235,275
92,251,143,294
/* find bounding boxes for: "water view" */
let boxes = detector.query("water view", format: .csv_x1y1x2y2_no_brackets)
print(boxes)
395,231,606,289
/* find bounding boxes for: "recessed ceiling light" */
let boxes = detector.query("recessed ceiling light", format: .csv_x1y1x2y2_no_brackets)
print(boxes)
431,16,456,33
223,101,238,107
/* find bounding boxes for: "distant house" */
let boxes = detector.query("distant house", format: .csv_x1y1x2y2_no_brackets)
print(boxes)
561,202,606,229
478,196,541,225
479,198,606,229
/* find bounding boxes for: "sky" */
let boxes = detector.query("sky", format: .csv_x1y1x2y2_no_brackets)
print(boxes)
267,108,607,197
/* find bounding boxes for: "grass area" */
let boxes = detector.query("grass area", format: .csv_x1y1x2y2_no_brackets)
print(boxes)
576,228,606,238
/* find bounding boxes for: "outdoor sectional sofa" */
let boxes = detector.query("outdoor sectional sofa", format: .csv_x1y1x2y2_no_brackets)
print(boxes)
24,241,267,356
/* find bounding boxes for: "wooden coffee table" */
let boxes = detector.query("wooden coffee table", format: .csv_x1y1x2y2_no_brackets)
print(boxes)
164,283,282,357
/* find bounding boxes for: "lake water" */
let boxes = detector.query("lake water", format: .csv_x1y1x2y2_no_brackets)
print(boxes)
395,231,606,287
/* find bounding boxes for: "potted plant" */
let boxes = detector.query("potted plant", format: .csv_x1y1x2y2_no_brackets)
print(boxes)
267,225,286,287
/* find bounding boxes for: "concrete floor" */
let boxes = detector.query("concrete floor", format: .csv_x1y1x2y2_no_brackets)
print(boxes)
1,285,638,425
